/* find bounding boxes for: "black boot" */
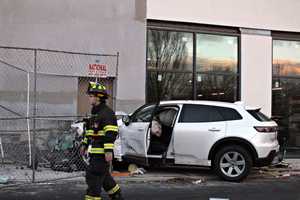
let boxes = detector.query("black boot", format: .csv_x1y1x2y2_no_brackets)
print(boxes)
110,192,124,200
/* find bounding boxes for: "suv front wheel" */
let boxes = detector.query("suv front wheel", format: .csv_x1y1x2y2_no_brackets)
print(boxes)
213,145,253,182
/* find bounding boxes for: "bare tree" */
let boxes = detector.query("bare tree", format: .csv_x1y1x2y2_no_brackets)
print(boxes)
147,30,192,102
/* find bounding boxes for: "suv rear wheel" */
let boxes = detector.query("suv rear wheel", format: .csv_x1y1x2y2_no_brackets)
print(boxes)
213,145,252,182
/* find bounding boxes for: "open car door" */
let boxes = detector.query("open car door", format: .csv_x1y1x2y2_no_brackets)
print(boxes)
119,104,157,166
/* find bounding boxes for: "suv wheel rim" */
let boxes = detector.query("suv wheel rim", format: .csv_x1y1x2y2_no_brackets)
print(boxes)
220,151,246,178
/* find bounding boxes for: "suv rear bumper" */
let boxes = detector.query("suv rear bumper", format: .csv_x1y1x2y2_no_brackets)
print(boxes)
255,150,278,167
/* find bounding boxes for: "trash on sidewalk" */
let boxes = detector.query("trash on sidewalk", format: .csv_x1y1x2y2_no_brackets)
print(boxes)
111,171,130,177
257,165,296,179
192,179,203,184
0,176,9,184
130,168,146,175
272,160,290,168
290,171,300,176
258,167,285,178
277,173,290,178
127,164,146,175
166,177,205,184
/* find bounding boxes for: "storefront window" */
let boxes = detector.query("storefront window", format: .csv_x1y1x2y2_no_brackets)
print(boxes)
273,40,300,149
196,34,238,102
273,40,300,77
146,29,239,103
147,30,193,102
147,71,193,103
196,34,238,73
195,74,238,102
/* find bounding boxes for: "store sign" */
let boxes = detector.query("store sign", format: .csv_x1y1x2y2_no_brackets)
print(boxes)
88,63,107,77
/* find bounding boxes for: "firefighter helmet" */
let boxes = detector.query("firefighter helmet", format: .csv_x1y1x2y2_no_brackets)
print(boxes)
87,82,108,99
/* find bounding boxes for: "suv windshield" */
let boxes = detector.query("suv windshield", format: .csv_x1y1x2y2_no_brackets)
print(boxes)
247,109,271,122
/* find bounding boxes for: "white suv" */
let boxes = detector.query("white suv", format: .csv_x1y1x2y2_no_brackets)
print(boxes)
117,100,280,181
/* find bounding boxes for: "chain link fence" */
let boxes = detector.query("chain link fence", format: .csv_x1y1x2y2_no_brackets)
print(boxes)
0,46,118,184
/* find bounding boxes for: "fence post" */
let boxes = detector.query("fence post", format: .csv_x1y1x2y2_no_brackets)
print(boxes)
32,49,37,183
113,52,119,111
27,72,32,167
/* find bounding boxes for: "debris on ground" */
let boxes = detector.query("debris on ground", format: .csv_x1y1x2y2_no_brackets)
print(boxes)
0,176,9,184
165,177,205,184
127,164,146,176
111,171,130,177
128,164,138,173
130,168,146,175
290,171,300,176
279,173,291,178
256,161,295,179
192,179,203,184
272,161,290,168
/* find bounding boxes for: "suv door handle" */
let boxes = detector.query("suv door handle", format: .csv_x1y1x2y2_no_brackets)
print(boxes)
137,128,144,131
208,128,221,132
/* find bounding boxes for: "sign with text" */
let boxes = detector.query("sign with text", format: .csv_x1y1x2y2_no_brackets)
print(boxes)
88,63,107,77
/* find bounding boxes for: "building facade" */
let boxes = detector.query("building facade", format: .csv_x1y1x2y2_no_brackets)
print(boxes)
147,0,300,151
0,0,299,151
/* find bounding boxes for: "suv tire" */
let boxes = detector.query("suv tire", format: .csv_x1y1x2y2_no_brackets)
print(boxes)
213,145,252,182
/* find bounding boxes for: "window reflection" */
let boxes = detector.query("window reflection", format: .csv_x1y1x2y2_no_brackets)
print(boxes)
147,30,193,72
196,74,238,102
272,78,300,147
147,29,193,103
146,29,239,103
273,39,300,148
273,40,300,77
196,34,238,73
147,71,193,103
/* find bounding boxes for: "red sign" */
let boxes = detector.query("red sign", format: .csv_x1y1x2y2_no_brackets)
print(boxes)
88,64,107,77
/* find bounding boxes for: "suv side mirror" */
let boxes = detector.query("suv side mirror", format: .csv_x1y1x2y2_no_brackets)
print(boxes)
122,115,130,126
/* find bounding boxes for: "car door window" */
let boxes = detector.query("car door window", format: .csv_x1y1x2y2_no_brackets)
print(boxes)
216,107,243,121
179,104,223,123
157,107,178,127
131,104,156,122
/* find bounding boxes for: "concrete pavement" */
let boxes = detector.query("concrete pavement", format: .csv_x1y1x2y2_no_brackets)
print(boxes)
0,158,299,188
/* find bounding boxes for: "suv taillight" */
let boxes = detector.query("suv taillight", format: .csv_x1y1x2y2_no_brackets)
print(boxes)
254,126,278,133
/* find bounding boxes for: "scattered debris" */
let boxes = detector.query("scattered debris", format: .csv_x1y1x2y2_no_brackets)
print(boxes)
278,173,290,178
111,171,130,177
272,161,290,168
0,176,9,184
256,163,296,179
128,164,138,173
165,177,192,183
192,179,203,184
130,168,146,176
290,171,300,176
127,164,146,175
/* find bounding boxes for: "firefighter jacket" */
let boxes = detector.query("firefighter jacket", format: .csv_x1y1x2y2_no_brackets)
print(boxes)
81,102,118,156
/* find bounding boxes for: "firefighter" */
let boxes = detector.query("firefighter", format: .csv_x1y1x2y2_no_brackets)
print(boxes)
80,81,124,200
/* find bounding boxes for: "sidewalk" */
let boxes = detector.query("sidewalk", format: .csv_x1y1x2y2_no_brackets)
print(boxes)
0,159,300,188
114,159,300,184
285,159,300,170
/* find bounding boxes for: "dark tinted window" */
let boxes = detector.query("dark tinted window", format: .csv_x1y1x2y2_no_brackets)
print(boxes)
247,109,271,122
216,107,242,121
179,104,223,123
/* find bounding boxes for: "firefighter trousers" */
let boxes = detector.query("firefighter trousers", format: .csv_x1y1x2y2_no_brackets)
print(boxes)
85,157,123,200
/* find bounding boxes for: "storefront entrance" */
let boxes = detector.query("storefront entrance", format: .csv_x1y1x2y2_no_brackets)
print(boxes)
272,39,300,157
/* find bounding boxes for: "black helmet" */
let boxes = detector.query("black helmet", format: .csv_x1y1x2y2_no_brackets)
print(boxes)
87,81,108,99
